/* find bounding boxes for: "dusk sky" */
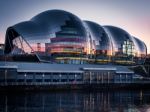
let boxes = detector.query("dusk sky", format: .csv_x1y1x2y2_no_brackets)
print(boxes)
0,0,150,53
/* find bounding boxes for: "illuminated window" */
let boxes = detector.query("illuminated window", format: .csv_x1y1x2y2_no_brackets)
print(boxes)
122,39,135,56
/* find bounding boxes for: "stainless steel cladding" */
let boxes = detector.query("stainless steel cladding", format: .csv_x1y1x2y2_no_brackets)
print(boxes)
4,10,147,64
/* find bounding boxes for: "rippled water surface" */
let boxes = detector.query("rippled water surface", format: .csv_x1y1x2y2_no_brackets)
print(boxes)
0,90,150,112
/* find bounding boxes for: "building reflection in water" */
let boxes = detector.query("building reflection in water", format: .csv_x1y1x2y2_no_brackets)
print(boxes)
1,90,150,112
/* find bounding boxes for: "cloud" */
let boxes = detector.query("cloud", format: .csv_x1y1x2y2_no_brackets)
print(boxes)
132,17,150,53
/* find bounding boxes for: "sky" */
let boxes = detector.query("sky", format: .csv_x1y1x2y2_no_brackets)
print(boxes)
0,0,150,53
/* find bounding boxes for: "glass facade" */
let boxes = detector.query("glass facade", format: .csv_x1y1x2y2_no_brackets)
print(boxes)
133,37,147,57
4,10,147,65
103,26,146,64
84,21,112,64
5,10,87,64
122,39,135,56
103,26,134,56
12,36,33,55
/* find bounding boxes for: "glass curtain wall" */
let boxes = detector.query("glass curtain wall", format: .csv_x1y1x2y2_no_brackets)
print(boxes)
45,20,86,64
11,36,33,55
122,39,135,56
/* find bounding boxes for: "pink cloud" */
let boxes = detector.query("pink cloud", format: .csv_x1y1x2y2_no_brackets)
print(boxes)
131,17,150,34
138,17,150,30
111,16,150,54
133,17,150,54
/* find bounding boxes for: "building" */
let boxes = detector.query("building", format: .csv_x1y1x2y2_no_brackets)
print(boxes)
0,62,134,85
4,10,147,64
0,10,148,88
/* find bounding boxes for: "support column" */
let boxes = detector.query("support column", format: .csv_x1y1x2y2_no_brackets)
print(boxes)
97,72,98,84
51,73,53,83
67,73,69,83
126,73,128,83
89,72,91,84
75,74,77,83
108,72,109,84
24,73,27,84
59,73,61,82
42,73,45,83
33,72,35,84
119,74,121,83
102,73,103,84
5,69,7,86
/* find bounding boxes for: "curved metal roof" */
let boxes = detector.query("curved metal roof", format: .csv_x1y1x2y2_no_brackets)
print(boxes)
103,26,134,51
13,10,86,39
5,10,87,53
84,21,112,51
4,9,147,59
133,37,147,55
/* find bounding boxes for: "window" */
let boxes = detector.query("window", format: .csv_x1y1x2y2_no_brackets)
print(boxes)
12,36,33,55
122,40,135,56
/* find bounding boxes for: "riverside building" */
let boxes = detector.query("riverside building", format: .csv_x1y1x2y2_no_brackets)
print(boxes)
0,10,147,87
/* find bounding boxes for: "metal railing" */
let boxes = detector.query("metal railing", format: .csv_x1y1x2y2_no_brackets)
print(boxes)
1,80,150,86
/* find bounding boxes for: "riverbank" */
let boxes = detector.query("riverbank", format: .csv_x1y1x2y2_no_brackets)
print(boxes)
1,83,150,92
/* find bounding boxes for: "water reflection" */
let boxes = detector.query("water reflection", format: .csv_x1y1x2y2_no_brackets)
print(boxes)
1,90,150,112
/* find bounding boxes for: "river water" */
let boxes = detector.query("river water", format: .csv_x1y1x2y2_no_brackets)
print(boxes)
0,90,150,112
